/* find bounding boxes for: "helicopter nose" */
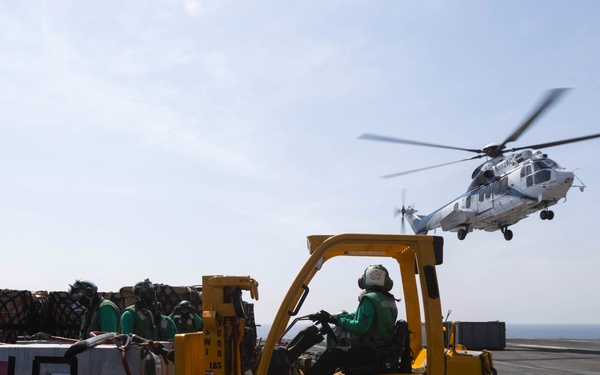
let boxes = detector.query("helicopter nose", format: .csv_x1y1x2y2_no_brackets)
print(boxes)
557,170,575,187
542,170,575,200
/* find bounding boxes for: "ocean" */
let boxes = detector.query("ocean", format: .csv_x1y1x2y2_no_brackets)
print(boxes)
257,323,600,340
506,324,600,339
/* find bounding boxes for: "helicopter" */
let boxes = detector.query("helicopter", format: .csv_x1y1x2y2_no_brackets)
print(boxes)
360,88,600,241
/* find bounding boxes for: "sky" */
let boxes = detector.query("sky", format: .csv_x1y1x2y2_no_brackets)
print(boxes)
1,1,599,326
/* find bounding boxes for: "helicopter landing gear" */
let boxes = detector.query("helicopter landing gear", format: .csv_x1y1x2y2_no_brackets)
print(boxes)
457,228,467,240
501,226,513,241
540,210,554,220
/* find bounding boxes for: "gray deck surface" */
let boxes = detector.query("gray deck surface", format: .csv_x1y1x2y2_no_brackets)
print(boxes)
292,338,600,374
492,339,600,374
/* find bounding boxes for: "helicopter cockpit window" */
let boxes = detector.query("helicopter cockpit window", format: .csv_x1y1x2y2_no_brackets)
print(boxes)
521,164,534,187
534,170,551,184
534,161,550,171
520,164,532,178
529,161,552,184
466,195,471,209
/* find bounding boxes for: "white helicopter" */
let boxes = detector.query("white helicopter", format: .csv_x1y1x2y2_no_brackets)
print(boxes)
360,88,600,241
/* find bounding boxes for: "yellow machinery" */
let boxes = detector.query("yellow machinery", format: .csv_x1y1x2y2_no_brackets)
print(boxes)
176,234,496,375
175,275,259,375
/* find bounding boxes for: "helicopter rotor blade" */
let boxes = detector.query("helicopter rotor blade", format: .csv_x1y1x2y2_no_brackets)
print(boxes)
380,155,484,179
401,215,406,234
499,88,571,149
358,133,482,154
393,207,406,233
509,133,600,153
401,188,407,206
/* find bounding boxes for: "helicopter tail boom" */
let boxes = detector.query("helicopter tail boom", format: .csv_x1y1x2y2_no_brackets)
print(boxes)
403,207,430,235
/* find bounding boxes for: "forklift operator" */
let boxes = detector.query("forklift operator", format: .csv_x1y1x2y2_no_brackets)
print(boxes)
306,265,399,375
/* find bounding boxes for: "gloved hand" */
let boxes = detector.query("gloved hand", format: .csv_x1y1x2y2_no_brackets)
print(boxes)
314,310,339,325
326,313,339,325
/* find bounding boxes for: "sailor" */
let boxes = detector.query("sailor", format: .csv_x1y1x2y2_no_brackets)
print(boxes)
68,280,121,339
170,300,203,333
120,278,157,340
306,265,399,375
152,302,177,341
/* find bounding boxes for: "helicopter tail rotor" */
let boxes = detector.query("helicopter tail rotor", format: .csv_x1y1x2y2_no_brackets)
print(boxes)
393,207,406,233
394,188,408,233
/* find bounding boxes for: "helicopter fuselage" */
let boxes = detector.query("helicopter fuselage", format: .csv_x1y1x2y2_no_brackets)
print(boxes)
361,88,598,240
405,149,578,240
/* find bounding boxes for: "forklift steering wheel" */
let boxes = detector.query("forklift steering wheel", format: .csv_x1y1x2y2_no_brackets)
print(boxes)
319,320,339,344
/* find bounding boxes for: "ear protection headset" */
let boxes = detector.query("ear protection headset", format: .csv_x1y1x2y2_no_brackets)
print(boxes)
358,265,393,292
132,278,155,298
70,280,98,299
83,285,95,299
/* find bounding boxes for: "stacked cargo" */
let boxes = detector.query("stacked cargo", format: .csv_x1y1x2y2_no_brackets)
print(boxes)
0,284,204,343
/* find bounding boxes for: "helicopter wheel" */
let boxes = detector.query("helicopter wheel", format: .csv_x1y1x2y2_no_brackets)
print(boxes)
503,230,513,241
457,229,467,240
540,210,555,220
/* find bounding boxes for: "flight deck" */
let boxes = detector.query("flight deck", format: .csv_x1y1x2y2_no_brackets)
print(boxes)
493,338,600,374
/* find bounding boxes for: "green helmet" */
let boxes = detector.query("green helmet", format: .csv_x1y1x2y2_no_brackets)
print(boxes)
358,265,393,291
69,280,98,300
132,278,156,302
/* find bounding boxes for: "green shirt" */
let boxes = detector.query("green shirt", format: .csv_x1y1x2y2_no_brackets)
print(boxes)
79,298,120,339
336,291,398,349
336,297,377,336
121,305,156,340
169,312,203,333
155,315,178,341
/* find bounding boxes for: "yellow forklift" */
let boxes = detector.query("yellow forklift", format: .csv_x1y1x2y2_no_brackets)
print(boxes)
175,234,497,375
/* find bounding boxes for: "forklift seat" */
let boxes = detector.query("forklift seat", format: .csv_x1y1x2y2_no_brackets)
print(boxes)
343,320,412,375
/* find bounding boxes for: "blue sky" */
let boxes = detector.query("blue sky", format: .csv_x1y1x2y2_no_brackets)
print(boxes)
1,1,599,325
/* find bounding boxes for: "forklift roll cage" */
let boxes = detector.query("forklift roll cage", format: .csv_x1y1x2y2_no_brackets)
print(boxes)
256,233,447,375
